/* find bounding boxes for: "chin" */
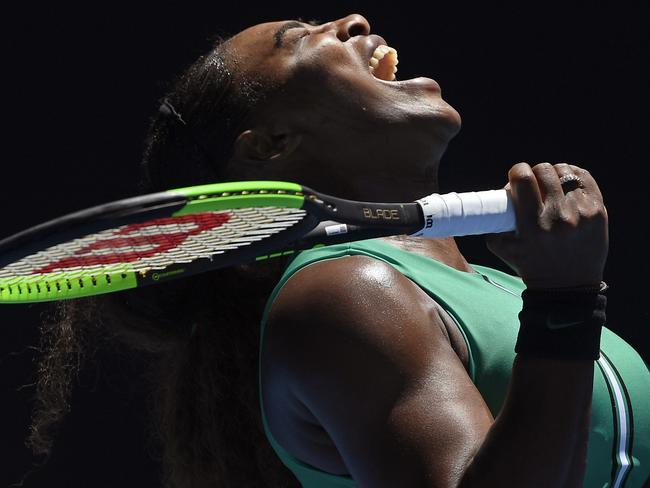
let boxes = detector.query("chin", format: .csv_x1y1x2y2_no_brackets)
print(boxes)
433,103,462,140
373,73,462,139
411,101,462,148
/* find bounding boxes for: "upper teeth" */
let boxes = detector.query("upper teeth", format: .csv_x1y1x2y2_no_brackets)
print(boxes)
369,45,399,81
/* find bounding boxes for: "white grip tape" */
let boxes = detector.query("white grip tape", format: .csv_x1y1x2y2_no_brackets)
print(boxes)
411,189,516,238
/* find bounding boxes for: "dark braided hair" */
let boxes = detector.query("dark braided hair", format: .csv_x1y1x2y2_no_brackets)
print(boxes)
27,36,300,487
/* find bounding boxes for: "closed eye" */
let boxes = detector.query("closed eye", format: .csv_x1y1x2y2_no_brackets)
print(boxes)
283,28,310,48
274,19,320,48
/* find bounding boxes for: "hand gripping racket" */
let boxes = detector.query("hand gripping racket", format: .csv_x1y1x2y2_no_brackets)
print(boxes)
0,181,515,303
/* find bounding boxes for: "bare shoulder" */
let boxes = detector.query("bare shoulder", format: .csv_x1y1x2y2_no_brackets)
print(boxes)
266,255,444,365
268,254,439,322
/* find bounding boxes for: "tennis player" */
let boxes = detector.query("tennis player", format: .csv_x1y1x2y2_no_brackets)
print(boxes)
28,14,649,488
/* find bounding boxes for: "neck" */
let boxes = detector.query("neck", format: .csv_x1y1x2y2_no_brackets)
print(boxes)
355,173,440,203
338,157,442,203
293,132,446,203
361,133,448,201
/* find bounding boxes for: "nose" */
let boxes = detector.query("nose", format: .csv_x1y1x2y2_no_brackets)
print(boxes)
325,14,371,41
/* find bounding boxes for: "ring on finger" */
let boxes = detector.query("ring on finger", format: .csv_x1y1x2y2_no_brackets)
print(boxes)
559,173,585,193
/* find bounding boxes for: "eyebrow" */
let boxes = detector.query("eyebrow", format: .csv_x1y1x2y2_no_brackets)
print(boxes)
274,21,305,48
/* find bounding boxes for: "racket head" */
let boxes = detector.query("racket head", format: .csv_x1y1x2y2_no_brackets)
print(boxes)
0,181,315,304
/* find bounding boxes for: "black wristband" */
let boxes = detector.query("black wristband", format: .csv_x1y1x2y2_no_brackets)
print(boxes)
515,289,606,360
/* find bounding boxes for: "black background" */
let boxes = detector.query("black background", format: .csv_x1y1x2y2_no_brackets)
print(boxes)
1,2,648,486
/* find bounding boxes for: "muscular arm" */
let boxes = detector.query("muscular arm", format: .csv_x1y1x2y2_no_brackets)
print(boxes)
263,256,593,488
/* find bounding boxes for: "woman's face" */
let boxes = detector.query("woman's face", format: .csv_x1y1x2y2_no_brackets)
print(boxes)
225,14,462,200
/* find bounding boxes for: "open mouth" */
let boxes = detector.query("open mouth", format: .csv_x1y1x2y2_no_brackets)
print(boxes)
369,44,398,81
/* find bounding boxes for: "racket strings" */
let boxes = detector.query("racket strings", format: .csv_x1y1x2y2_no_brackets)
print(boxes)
0,207,307,283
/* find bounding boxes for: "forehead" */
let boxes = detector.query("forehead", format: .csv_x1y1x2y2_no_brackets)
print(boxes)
228,21,289,58
227,21,298,81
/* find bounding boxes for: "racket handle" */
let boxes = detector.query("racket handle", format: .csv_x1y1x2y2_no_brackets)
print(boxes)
411,189,516,238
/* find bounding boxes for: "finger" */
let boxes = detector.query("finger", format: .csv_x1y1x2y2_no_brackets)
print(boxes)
532,162,564,202
553,162,574,181
567,165,607,224
508,163,542,233
568,165,603,203
553,163,580,211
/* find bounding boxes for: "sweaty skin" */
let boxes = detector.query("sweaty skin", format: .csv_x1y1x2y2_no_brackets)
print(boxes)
223,14,608,487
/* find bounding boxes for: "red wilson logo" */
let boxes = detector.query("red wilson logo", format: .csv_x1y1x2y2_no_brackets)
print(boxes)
34,213,231,274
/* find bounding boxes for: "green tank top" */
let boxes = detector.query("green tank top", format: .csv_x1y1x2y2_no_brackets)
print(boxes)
259,239,650,487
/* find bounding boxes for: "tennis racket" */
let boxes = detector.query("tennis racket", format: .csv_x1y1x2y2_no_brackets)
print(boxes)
0,180,515,304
